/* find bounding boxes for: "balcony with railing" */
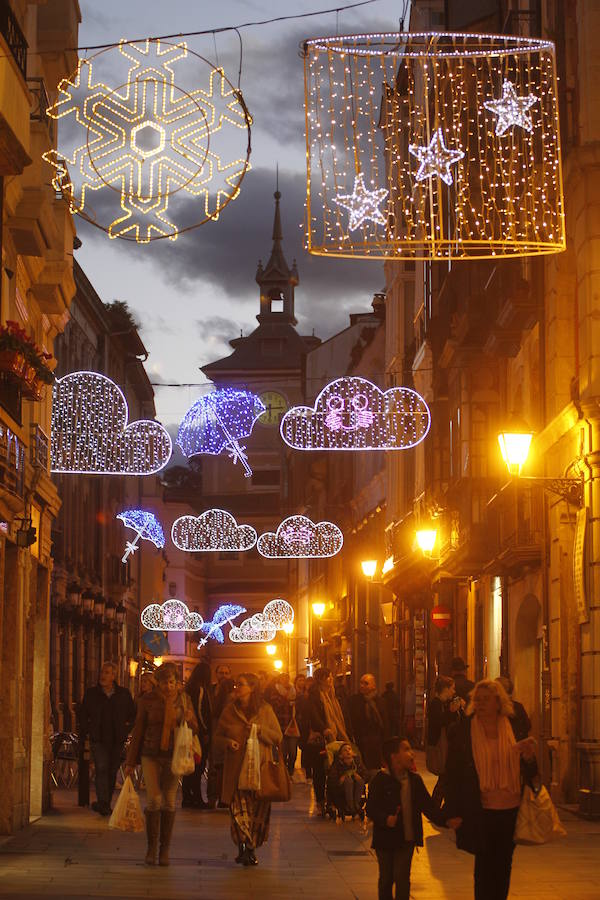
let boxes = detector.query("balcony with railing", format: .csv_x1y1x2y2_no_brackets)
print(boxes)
0,0,30,174
0,0,26,79
485,481,543,574
30,423,49,471
0,420,25,511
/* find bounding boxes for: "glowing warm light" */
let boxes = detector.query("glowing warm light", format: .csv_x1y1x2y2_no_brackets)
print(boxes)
171,509,257,552
129,659,139,677
274,659,283,671
498,429,533,476
361,560,377,578
382,556,394,575
303,31,565,259
44,39,252,242
117,509,165,563
141,599,203,632
282,622,294,635
51,371,172,475
177,389,265,477
257,514,343,558
153,656,163,666
416,529,437,554
312,602,326,618
280,377,430,451
266,644,277,656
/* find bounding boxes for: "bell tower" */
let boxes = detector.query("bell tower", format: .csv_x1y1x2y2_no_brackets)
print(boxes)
255,189,298,325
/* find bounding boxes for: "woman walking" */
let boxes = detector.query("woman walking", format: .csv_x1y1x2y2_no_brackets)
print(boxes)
307,667,350,811
445,679,537,900
124,663,198,866
426,675,462,803
214,673,282,866
182,662,212,808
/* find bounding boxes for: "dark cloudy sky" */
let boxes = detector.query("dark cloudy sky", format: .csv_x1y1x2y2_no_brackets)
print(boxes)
75,0,411,426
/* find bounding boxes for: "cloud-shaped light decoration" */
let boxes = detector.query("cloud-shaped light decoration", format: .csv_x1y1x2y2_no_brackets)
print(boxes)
177,389,266,477
257,514,343,559
280,376,430,451
117,509,165,563
229,613,277,643
171,509,257,552
229,598,294,643
51,371,172,474
141,599,203,632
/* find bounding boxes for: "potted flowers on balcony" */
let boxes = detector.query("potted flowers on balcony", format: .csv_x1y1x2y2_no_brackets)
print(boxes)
0,320,55,400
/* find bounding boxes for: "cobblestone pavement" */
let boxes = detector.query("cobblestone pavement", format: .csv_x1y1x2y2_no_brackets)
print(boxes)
0,765,599,899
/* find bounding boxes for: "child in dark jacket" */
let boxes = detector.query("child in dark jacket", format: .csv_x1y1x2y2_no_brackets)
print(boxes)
326,742,367,817
366,737,462,900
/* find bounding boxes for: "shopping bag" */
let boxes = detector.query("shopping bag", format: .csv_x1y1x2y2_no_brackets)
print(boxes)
171,722,195,776
284,709,300,739
238,723,261,791
108,776,144,832
258,744,292,802
514,784,566,845
192,733,202,764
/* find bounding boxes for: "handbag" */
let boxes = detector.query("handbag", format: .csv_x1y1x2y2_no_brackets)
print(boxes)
425,725,448,776
171,722,195,776
514,784,566,845
108,776,144,832
257,743,292,802
284,706,301,739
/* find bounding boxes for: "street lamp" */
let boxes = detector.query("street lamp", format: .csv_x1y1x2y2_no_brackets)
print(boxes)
266,644,277,656
497,420,583,506
415,528,437,556
282,622,294,635
312,601,325,618
273,659,283,671
361,559,377,579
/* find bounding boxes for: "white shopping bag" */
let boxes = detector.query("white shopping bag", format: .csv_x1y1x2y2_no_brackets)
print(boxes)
171,722,195,776
238,723,261,791
108,776,144,832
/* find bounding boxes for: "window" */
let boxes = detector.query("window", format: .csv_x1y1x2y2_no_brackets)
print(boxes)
270,298,284,313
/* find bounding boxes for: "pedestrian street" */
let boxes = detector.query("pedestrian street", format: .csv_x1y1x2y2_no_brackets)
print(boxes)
0,766,599,900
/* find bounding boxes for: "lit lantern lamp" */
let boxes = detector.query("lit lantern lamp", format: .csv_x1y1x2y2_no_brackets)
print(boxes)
266,644,277,656
415,529,437,556
282,622,294,635
497,424,534,476
274,659,283,671
312,601,326,618
361,559,377,579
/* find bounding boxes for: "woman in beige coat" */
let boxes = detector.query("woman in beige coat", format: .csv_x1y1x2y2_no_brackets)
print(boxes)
213,672,282,866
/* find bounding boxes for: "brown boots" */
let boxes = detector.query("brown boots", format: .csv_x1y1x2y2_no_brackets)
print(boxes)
144,810,160,865
158,810,176,866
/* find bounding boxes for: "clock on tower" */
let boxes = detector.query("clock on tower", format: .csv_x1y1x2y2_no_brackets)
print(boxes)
258,391,288,426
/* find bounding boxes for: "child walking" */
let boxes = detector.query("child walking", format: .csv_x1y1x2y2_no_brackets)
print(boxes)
366,737,461,900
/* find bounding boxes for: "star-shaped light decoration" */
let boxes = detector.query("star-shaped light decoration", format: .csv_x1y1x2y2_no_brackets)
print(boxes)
483,79,538,137
333,173,388,232
408,128,464,187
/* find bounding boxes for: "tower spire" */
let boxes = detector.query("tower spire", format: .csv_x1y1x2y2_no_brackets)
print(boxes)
255,179,298,325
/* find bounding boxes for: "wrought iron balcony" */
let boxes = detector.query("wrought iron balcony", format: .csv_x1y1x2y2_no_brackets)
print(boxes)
27,77,55,142
0,421,25,499
30,423,49,470
0,1,27,79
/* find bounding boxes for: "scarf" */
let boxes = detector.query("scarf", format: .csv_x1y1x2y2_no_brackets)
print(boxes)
321,687,349,741
160,693,178,752
470,715,520,794
364,691,384,729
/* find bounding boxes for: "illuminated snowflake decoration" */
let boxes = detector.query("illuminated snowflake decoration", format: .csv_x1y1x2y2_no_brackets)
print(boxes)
483,79,538,136
171,509,257,552
229,598,294,643
197,604,246,647
408,128,464,186
117,509,165,563
333,173,388,231
51,371,172,474
257,515,343,559
177,389,265,477
141,599,203,631
43,39,252,242
280,376,430,451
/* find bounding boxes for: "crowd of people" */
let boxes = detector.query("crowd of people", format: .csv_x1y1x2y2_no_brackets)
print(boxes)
78,656,538,899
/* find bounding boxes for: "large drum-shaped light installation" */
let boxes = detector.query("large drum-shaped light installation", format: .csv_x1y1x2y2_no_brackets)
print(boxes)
303,32,565,259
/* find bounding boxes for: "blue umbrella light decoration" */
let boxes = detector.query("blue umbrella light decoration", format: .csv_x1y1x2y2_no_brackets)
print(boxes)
117,509,165,563
197,603,246,648
177,389,266,477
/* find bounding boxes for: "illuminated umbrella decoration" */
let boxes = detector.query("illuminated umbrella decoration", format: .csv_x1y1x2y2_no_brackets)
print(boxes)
117,508,165,563
177,389,266,478
197,603,246,648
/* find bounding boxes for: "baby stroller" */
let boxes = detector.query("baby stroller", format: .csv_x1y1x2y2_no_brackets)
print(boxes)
323,741,367,822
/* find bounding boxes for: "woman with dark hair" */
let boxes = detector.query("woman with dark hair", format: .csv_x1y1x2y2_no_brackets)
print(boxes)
307,667,349,810
213,673,282,866
426,675,463,802
182,662,212,808
445,679,537,900
124,662,198,866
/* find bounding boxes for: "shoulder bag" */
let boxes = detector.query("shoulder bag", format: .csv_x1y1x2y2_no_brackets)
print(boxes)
257,743,292,802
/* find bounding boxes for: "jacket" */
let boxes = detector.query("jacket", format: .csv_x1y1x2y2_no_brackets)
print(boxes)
326,753,368,798
78,684,136,746
452,673,475,702
126,687,198,764
444,715,538,854
427,696,460,746
213,699,282,804
366,770,446,850
186,683,212,746
349,692,390,769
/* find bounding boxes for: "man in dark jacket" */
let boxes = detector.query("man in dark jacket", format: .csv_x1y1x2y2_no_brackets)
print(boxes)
349,673,389,777
79,661,136,815
450,657,475,702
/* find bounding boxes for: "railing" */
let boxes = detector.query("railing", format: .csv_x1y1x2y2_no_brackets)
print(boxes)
0,422,25,498
0,0,27,79
30,423,49,470
27,77,55,142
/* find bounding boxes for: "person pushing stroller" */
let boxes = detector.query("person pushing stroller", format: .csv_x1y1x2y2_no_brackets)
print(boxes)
326,742,367,819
